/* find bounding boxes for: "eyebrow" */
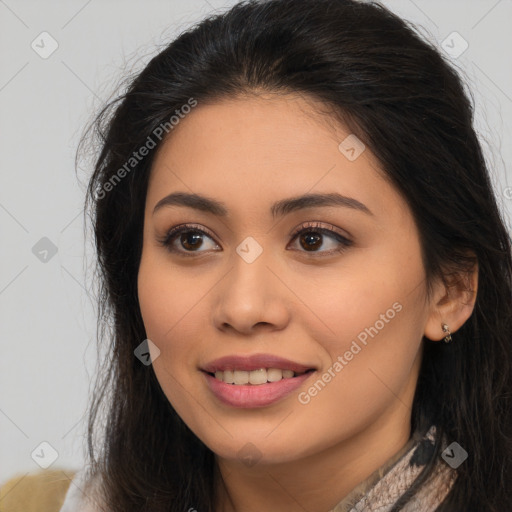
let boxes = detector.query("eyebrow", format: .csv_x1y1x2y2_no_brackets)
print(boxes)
152,191,374,218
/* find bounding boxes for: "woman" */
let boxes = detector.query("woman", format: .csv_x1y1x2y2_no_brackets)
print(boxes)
58,0,512,510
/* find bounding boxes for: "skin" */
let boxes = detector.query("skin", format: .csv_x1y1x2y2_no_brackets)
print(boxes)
137,92,478,512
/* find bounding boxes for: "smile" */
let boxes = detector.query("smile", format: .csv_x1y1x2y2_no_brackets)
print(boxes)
201,353,317,407
210,368,313,385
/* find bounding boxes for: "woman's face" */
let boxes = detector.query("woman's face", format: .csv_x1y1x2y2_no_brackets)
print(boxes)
137,92,437,466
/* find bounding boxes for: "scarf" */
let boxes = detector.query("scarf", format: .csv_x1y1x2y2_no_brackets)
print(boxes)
330,424,458,512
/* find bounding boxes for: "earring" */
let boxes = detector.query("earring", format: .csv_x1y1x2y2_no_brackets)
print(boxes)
441,323,452,343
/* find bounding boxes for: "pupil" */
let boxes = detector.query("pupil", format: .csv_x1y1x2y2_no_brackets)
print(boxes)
182,232,202,250
301,232,321,251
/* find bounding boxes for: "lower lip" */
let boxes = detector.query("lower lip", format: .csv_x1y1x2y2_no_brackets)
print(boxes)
202,371,314,408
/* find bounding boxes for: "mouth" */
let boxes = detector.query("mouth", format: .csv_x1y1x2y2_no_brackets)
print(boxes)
201,362,317,408
201,353,317,390
204,368,316,385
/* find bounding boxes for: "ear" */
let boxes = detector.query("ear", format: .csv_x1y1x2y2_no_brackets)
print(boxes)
423,256,479,342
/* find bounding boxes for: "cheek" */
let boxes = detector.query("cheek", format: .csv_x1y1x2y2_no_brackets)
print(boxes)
137,253,202,388
293,246,426,393
315,238,426,339
138,248,204,341
137,256,208,425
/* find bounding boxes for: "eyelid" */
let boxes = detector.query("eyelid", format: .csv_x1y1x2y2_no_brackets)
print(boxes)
165,222,218,240
289,221,352,241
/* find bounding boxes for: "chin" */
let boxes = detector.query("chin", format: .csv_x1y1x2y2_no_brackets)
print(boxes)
206,435,308,467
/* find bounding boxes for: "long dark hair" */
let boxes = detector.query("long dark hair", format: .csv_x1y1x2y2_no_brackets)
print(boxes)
79,0,512,510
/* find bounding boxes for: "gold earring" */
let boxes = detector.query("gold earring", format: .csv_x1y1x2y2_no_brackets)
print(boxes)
441,323,452,343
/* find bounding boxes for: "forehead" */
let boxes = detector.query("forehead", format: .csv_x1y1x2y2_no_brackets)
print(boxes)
152,92,354,168
146,94,405,222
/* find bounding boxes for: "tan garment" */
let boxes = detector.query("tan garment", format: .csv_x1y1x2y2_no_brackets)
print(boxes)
0,469,75,512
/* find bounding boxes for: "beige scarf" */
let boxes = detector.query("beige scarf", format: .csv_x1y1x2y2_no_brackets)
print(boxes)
330,424,458,512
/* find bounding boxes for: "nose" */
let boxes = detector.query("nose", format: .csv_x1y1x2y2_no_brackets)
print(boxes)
212,248,291,336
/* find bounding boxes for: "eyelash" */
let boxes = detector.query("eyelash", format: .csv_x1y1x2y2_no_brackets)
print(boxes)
156,221,353,257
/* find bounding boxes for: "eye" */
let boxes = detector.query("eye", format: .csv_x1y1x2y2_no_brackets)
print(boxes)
288,221,352,255
157,221,353,257
157,223,220,256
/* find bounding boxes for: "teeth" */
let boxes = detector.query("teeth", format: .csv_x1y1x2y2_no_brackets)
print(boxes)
249,368,267,385
267,368,283,382
234,370,249,385
212,368,305,385
223,370,234,384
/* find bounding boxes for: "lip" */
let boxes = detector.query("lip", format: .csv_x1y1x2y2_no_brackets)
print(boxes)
202,371,315,408
200,353,317,408
201,353,316,374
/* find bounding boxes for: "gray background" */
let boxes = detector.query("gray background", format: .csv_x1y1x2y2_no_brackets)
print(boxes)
1,0,511,485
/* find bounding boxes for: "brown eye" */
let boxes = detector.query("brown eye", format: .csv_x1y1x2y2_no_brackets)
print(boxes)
180,231,204,251
299,232,323,251
289,222,353,255
157,224,220,256
157,221,352,258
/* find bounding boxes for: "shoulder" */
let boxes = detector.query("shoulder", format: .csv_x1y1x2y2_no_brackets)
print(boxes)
58,466,106,512
0,469,76,512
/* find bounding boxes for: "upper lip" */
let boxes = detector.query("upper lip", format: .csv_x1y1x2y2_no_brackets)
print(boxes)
201,354,316,374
